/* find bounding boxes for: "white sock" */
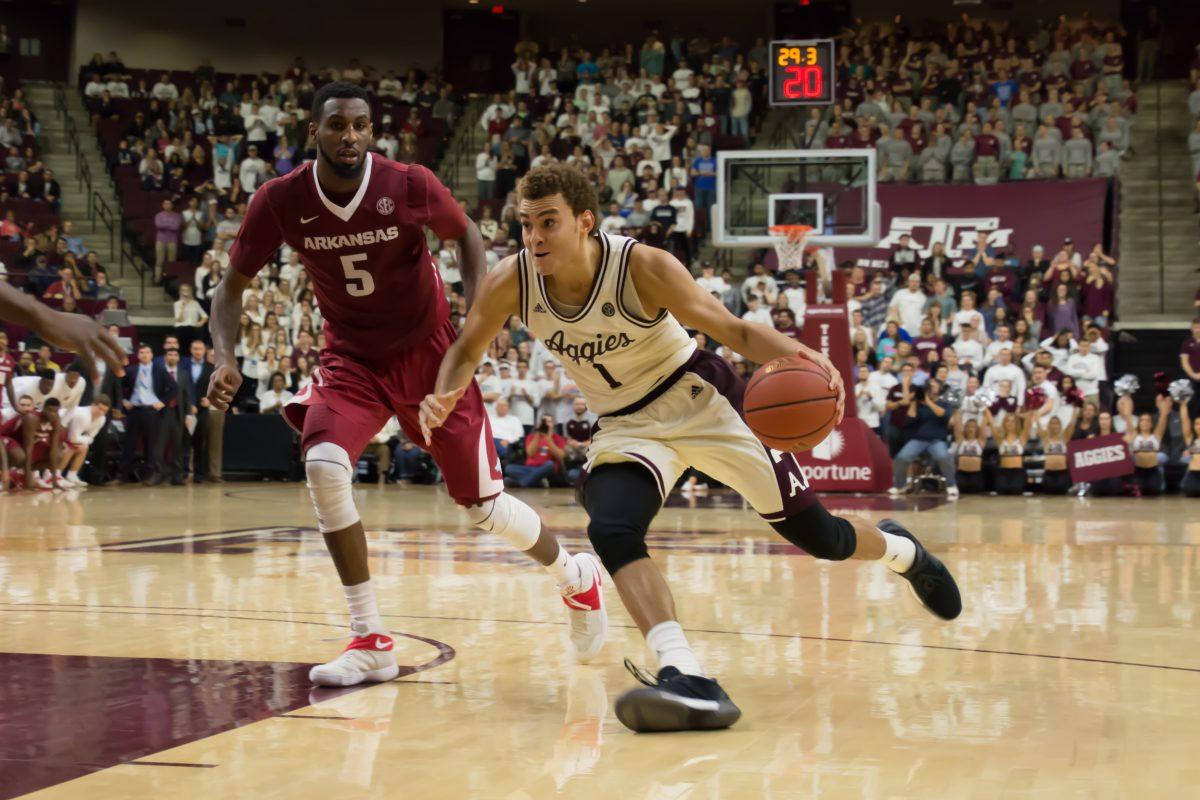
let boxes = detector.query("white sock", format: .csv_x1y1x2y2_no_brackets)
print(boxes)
879,529,917,573
66,471,78,481
343,580,388,635
646,620,703,676
548,545,583,588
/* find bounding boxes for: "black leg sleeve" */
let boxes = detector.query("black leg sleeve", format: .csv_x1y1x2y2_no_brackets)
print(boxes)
581,462,663,575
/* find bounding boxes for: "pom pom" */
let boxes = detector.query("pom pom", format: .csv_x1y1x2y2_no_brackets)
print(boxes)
1025,386,1047,410
990,394,1017,415
968,387,998,413
942,385,964,409
1153,371,1171,397
1114,374,1140,397
1064,387,1084,407
1169,378,1195,404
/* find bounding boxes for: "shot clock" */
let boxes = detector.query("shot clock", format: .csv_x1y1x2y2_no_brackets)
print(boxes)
769,39,836,106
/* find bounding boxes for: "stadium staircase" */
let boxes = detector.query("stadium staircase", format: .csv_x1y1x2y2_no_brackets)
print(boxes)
434,97,488,212
1115,80,1199,324
24,81,172,323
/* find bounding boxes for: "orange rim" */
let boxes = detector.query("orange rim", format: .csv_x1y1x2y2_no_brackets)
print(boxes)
769,224,814,244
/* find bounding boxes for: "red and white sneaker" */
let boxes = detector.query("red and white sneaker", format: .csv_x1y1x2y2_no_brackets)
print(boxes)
309,627,400,687
559,553,607,663
33,474,55,491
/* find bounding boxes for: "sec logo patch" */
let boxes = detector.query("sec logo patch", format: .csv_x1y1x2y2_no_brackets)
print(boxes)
601,302,616,317
376,197,395,215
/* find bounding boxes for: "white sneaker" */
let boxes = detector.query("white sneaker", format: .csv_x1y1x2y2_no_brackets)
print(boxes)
559,553,607,663
70,475,89,488
33,475,54,491
887,486,903,498
946,486,960,500
57,475,78,489
309,628,400,687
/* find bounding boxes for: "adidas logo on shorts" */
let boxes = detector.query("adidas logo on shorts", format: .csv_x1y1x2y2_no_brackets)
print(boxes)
534,303,546,313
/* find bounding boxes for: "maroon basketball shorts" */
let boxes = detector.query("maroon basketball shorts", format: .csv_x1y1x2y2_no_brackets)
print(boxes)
285,320,503,505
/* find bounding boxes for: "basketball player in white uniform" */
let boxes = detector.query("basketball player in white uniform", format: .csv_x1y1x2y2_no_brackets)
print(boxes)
420,165,962,733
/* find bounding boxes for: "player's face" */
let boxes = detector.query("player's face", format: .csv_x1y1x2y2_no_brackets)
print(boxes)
519,194,593,276
312,98,372,179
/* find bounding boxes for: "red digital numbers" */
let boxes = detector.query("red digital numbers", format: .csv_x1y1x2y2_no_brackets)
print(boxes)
782,65,824,99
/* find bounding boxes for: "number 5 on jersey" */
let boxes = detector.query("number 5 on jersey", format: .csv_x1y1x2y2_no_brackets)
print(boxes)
340,253,375,297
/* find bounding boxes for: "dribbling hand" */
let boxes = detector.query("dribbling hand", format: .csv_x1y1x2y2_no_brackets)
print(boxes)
799,349,846,426
418,386,466,445
207,363,243,412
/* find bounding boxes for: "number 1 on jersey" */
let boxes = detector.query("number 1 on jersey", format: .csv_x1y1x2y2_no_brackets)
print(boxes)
340,253,375,297
592,361,623,389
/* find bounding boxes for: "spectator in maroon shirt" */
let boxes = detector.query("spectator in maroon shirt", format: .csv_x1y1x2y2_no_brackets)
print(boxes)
772,307,803,340
912,318,944,369
973,122,1001,184
1182,319,1200,417
984,258,1018,302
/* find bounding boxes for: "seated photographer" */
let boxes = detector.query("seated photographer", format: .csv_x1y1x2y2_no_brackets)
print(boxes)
889,377,957,499
504,414,565,489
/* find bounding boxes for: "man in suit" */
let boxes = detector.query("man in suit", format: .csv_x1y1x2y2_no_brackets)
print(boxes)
177,339,214,481
120,343,169,485
157,346,187,485
68,350,124,484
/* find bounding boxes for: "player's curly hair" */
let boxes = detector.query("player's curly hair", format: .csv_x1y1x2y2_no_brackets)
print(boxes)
517,164,600,235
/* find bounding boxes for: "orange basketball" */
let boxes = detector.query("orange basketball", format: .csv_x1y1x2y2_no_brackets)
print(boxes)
744,356,839,452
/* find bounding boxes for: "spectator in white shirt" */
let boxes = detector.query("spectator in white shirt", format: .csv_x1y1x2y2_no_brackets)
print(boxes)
476,362,502,412
512,57,536,96
888,273,928,337
982,347,1027,401
1027,365,1061,435
741,296,772,326
437,241,462,289
506,360,542,429
488,398,526,463
239,145,269,193
599,202,627,235
475,143,497,200
668,186,695,260
952,323,986,372
62,395,112,487
257,372,294,414
175,283,209,331
951,292,986,339
214,208,242,243
983,324,1016,367
695,263,728,296
151,73,179,101
479,93,514,131
1063,338,1103,404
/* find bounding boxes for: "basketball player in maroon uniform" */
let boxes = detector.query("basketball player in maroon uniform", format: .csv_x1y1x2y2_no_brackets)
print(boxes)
206,82,605,687
1,396,63,490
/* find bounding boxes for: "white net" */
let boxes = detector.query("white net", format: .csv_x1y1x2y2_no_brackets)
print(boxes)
768,225,813,272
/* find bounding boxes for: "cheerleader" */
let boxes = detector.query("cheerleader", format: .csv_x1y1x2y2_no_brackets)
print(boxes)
1121,396,1170,496
1039,408,1079,494
952,415,986,494
1089,411,1128,496
1181,403,1200,497
985,407,1031,495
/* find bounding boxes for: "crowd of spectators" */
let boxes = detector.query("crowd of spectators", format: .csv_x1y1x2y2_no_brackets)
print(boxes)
473,33,770,263
806,16,1135,184
1187,43,1200,211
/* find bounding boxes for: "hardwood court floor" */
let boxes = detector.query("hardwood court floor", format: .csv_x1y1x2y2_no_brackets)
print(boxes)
1,483,1198,799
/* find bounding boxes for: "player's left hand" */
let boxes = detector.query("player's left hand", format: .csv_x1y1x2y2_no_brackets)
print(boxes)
418,386,467,445
798,349,846,426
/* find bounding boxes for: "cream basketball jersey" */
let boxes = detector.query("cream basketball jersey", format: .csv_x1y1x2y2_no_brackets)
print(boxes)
517,233,696,415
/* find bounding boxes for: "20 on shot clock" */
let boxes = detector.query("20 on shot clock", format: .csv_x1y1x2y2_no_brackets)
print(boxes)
769,39,836,106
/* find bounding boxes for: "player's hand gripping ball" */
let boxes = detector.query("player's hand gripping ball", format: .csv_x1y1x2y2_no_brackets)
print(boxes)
744,355,841,452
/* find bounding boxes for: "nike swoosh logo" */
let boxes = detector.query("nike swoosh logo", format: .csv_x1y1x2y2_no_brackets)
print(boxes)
300,216,318,224
372,636,393,651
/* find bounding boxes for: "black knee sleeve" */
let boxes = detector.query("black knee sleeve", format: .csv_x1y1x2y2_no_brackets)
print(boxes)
769,501,857,561
581,462,663,575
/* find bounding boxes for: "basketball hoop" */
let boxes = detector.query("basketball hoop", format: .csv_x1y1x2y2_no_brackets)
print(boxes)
768,224,814,272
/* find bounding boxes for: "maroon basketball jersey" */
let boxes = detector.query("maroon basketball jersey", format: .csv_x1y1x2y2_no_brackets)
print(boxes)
228,153,468,360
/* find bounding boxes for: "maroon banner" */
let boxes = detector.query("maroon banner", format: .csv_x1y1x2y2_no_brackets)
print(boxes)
799,304,857,419
839,179,1114,269
1067,434,1135,482
792,418,892,493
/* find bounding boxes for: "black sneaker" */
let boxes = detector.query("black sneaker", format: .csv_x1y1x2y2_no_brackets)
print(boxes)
613,659,741,733
878,518,962,620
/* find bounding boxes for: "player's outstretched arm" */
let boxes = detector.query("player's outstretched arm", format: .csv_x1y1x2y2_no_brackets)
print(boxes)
420,257,521,442
0,281,126,382
629,244,845,423
207,268,252,411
